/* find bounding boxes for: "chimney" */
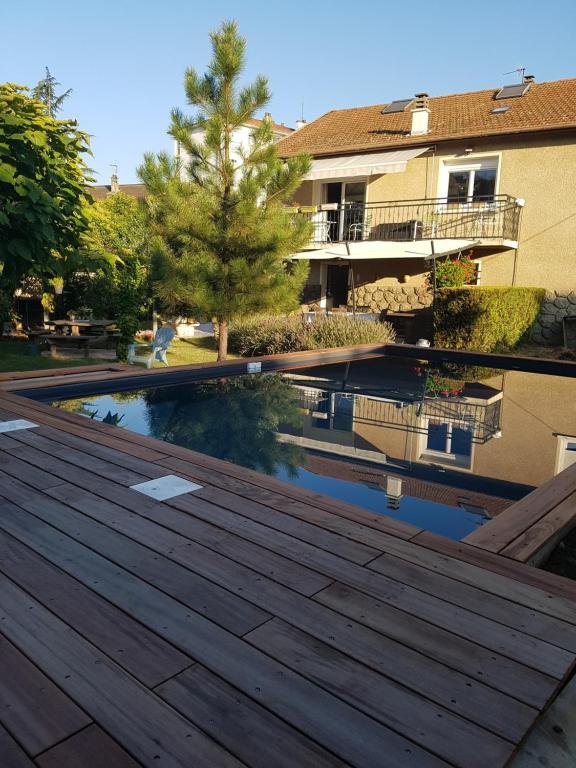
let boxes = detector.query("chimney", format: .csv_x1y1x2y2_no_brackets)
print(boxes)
295,119,307,131
264,112,272,122
523,74,535,84
110,172,119,194
410,93,430,136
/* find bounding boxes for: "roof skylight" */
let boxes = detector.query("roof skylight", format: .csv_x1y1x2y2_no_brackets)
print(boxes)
494,83,531,100
491,106,511,114
381,98,414,114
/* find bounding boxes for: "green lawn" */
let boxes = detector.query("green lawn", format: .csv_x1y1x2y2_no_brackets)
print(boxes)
0,336,236,374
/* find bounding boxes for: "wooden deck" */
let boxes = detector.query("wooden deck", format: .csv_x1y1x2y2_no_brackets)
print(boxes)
2,377,576,766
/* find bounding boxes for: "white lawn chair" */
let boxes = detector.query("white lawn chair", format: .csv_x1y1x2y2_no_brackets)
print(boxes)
127,327,176,368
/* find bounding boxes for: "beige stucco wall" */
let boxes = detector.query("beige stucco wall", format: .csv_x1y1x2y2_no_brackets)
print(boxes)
293,132,576,292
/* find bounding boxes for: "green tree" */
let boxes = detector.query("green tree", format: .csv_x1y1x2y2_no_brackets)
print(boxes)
0,84,92,294
32,67,72,117
138,20,312,361
78,192,151,359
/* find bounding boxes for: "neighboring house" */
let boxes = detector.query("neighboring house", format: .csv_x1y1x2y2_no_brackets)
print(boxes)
277,77,576,312
175,113,293,173
88,174,147,201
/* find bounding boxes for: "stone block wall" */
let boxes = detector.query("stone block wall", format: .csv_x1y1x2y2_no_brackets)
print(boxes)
349,283,433,313
532,290,576,345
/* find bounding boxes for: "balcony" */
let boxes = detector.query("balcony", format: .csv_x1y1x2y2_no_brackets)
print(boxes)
294,195,522,250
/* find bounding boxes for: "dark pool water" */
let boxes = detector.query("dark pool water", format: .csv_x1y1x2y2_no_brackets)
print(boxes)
51,356,576,540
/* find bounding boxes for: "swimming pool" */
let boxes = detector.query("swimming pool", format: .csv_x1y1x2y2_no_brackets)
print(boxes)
48,354,576,540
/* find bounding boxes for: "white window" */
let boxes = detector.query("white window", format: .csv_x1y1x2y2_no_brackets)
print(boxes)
439,157,499,205
421,419,474,468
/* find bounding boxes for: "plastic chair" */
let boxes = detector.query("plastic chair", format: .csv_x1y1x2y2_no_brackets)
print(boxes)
127,326,176,368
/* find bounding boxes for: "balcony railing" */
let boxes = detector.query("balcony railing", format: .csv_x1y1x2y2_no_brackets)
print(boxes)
294,195,522,247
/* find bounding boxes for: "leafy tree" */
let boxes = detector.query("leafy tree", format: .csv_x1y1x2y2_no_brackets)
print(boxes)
75,192,151,359
138,20,312,360
0,84,92,294
32,67,72,117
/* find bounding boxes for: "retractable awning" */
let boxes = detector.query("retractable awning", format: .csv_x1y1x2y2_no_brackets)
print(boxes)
291,239,477,260
304,147,430,180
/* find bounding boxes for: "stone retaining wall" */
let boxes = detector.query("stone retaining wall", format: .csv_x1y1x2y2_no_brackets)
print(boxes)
349,283,432,313
532,291,576,345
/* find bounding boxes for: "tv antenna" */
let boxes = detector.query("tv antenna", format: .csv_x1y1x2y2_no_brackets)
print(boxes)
503,66,526,83
110,163,118,175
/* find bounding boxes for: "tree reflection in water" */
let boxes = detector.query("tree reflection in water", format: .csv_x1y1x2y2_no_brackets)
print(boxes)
143,374,306,477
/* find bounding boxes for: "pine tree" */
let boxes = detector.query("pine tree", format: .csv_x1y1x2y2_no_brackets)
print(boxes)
32,67,72,117
138,20,312,360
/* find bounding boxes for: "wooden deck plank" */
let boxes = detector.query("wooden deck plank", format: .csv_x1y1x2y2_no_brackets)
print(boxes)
0,575,244,768
0,633,91,756
0,528,192,688
413,531,576,603
0,723,35,768
245,618,514,768
0,482,274,635
501,490,576,563
35,725,143,768
156,665,352,768
464,462,576,553
24,476,564,710
0,488,538,744
313,581,558,710
4,420,572,675
0,529,450,767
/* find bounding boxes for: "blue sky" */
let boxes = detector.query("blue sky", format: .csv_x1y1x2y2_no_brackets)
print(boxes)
3,0,575,184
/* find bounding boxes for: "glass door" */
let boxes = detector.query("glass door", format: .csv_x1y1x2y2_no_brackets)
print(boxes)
322,181,367,241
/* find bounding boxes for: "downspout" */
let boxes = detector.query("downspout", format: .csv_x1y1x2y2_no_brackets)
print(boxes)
345,241,356,317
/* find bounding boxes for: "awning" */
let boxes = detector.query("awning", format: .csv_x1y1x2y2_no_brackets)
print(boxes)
304,147,430,181
291,239,477,261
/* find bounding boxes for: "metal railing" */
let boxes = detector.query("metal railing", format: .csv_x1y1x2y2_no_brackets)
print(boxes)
296,388,502,445
294,195,522,246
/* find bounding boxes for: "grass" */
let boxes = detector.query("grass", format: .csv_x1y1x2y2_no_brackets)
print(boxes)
160,336,239,366
0,336,237,374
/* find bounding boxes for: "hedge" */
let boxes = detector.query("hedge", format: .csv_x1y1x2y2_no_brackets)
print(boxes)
228,314,395,357
433,286,545,352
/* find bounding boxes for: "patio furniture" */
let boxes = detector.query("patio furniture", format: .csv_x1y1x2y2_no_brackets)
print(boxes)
52,318,115,336
127,326,176,368
45,334,108,358
347,212,373,241
563,315,576,349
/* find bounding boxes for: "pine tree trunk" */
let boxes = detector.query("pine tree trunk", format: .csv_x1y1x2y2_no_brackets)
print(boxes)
217,319,228,362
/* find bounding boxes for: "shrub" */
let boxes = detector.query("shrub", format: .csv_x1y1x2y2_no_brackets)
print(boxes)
434,286,545,352
228,314,395,357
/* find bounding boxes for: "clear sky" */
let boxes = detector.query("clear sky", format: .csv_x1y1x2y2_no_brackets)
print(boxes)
3,0,575,184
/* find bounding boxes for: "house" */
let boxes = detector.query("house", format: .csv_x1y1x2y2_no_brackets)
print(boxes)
175,113,293,172
278,77,576,319
88,173,147,201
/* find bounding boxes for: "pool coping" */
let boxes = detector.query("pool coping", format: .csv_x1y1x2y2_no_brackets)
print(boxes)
3,342,576,569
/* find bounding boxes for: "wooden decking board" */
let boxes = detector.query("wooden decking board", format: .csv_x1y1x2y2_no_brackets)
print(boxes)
8,416,571,676
44,482,332,598
1,391,576,765
413,531,576,603
245,618,515,768
314,581,558,709
0,529,193,688
0,722,36,768
0,484,538,744
464,462,576,553
24,425,381,566
156,665,353,768
0,632,91,756
0,533,450,767
35,725,143,768
501,490,576,562
367,553,576,657
0,484,274,636
0,574,244,768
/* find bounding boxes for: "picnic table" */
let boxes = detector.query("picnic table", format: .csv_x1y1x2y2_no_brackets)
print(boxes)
52,319,115,336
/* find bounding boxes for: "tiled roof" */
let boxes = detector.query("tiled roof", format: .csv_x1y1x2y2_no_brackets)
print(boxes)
87,183,148,201
246,117,294,135
278,78,576,158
